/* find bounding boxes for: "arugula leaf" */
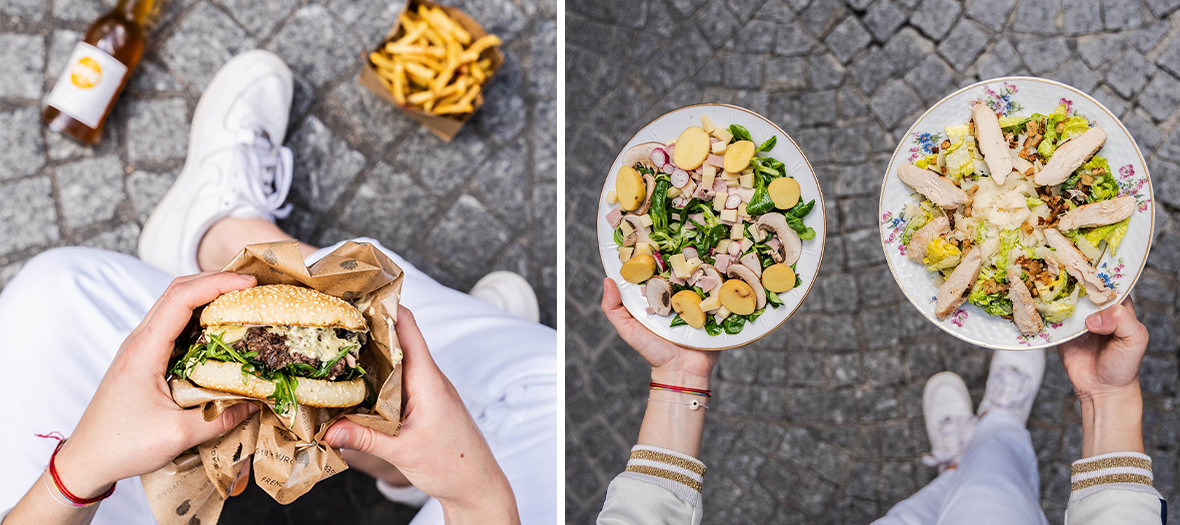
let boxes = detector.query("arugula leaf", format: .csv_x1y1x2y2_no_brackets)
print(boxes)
756,136,777,153
728,124,752,143
267,372,299,416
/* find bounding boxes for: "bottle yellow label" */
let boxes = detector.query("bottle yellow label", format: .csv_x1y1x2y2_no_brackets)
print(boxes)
46,42,128,128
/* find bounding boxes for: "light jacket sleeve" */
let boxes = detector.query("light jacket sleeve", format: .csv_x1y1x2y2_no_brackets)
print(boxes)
1065,451,1167,525
597,445,705,525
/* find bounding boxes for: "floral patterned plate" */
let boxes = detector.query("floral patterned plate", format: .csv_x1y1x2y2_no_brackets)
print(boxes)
878,77,1155,350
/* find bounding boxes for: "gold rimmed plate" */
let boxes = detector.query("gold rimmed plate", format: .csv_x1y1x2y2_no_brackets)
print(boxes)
878,77,1155,350
596,103,827,350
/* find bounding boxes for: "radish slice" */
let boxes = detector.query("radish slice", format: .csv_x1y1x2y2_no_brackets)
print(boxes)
662,163,676,175
725,194,742,209
650,148,669,167
671,169,690,188
682,246,699,260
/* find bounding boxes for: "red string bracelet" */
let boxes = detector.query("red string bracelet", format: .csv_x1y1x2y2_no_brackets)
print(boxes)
36,432,116,507
649,381,712,397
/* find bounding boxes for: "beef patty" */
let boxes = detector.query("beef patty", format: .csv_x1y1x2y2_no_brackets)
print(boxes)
233,327,351,380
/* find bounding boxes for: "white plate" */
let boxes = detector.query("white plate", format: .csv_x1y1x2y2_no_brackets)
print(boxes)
596,103,827,350
879,77,1155,350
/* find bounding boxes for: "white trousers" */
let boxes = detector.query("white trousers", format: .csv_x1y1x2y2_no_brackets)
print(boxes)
874,411,1050,525
0,240,557,525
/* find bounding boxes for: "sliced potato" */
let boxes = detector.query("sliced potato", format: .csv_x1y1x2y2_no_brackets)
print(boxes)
719,279,756,315
723,140,756,172
762,264,796,293
672,127,710,170
615,166,645,211
671,290,706,328
620,253,657,283
768,177,801,210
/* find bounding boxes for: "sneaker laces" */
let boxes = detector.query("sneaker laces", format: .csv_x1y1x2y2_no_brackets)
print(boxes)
922,414,976,470
981,365,1034,411
213,127,293,220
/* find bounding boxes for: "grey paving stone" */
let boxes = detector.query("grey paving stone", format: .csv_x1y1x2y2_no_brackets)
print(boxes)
428,194,512,272
776,20,820,57
1138,71,1180,122
0,33,43,99
268,4,359,87
217,0,301,37
966,0,1019,31
0,177,59,255
1105,48,1155,97
936,19,990,70
809,54,847,90
340,162,438,256
1129,19,1169,51
863,0,907,43
1012,0,1062,33
883,28,934,72
1062,0,1104,34
904,54,955,103
1076,33,1125,69
531,19,558,98
1157,37,1180,78
910,0,964,41
1016,37,1071,74
851,46,896,93
0,0,44,19
160,3,255,90
287,115,366,212
825,16,873,64
1049,58,1100,93
1145,0,1180,15
79,221,140,255
0,107,46,180
125,60,184,94
869,79,921,128
55,155,125,229
126,98,189,163
392,126,489,195
126,169,179,222
52,0,107,22
1102,0,1145,29
976,38,1027,79
766,56,808,90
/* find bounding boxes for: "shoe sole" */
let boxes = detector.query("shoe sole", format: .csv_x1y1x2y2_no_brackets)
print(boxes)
138,51,292,276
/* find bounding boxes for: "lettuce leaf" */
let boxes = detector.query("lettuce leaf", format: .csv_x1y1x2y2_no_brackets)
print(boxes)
923,237,962,272
968,277,1013,317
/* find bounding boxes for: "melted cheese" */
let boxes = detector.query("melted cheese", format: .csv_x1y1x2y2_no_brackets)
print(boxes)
204,324,363,362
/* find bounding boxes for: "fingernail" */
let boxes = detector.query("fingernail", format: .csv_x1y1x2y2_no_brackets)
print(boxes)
328,428,349,446
237,273,256,281
1086,313,1101,329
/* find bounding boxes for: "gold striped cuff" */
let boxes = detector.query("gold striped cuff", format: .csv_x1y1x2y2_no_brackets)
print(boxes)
630,449,706,476
1071,473,1155,492
1071,456,1153,475
624,464,703,492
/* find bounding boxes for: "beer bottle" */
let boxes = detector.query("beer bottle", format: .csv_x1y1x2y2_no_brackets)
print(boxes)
43,0,156,146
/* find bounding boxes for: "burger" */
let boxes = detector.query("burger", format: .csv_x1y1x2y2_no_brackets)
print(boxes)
170,284,370,415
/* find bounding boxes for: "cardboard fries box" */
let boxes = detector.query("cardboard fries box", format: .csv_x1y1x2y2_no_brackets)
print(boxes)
357,0,504,142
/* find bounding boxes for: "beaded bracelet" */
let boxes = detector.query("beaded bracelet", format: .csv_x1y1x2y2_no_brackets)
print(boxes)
649,381,712,398
37,433,116,508
648,396,709,410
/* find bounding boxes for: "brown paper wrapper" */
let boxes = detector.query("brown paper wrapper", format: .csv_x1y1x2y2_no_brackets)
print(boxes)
356,0,505,142
141,240,404,524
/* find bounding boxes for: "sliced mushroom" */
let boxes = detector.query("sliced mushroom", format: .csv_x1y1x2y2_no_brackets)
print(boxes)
754,213,802,265
739,252,763,279
696,264,724,294
645,277,673,316
726,263,766,309
635,172,657,215
620,141,664,168
622,215,651,246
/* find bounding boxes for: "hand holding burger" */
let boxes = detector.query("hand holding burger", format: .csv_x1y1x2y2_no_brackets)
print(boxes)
6,272,261,522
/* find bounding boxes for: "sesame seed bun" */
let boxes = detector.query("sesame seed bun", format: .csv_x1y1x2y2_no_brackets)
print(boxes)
200,284,367,331
187,360,366,408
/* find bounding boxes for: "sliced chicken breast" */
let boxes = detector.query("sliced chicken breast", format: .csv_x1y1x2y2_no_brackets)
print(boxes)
936,247,982,319
897,164,969,209
1007,265,1044,335
1034,127,1107,186
972,103,1014,185
1044,228,1115,305
906,215,951,263
1057,195,1136,231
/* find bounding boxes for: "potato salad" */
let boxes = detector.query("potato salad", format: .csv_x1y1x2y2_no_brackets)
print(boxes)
898,102,1134,335
605,116,816,336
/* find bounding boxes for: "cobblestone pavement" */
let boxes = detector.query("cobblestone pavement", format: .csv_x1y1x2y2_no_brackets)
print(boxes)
0,0,554,522
567,0,1180,522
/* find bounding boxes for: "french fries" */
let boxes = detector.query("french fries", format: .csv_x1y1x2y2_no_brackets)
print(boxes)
368,3,501,117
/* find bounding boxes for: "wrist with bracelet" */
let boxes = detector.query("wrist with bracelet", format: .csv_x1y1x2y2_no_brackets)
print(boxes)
37,433,117,508
648,381,712,410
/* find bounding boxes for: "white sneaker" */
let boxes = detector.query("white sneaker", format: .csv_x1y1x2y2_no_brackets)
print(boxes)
977,349,1045,424
138,50,294,276
469,271,540,323
922,371,978,472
